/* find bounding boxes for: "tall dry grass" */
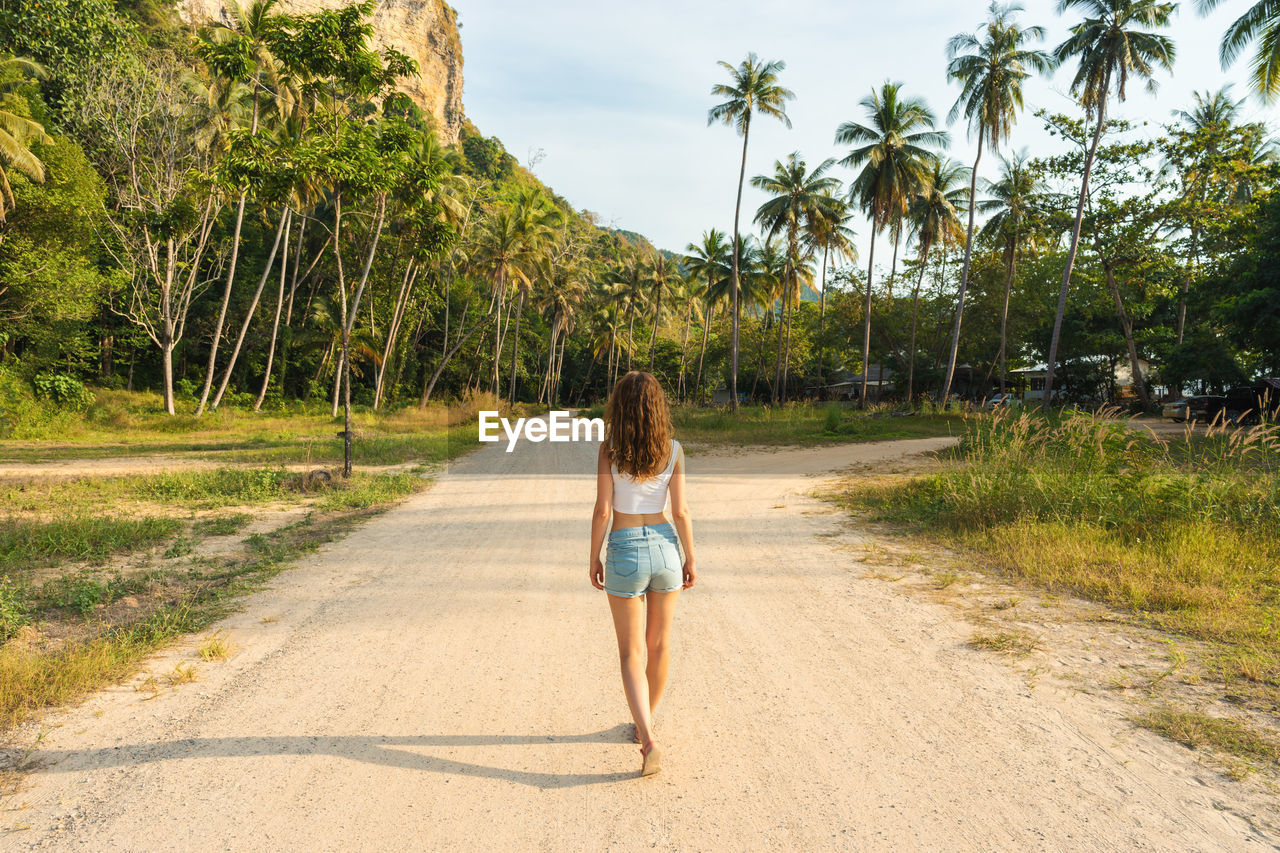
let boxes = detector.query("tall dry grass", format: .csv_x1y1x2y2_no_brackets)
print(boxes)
849,407,1280,688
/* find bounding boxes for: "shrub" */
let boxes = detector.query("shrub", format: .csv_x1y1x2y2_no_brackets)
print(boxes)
33,372,94,411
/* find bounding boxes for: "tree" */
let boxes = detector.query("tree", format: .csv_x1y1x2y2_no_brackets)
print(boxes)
751,152,840,401
836,81,948,405
73,56,223,415
907,157,968,403
940,1,1053,405
978,150,1043,392
1197,0,1280,102
192,0,288,416
804,195,856,388
684,228,730,402
708,53,794,410
0,57,52,224
1042,0,1175,409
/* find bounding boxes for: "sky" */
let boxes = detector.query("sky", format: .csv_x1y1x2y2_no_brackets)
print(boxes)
455,0,1274,259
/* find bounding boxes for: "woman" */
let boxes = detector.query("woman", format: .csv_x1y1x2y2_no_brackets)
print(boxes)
589,371,696,777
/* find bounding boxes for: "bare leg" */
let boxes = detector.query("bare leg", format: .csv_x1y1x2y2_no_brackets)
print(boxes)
645,589,680,719
607,593,656,755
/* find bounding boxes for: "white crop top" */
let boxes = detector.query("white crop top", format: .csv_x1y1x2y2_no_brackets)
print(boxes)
611,439,680,514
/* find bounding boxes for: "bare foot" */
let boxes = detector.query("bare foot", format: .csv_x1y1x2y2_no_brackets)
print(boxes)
640,739,662,776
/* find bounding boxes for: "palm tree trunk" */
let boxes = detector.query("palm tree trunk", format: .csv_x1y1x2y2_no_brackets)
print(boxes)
817,240,829,388
195,192,247,417
1175,223,1198,346
506,287,526,401
907,246,930,406
212,206,290,410
255,209,293,412
695,295,715,403
374,262,418,409
860,228,877,407
678,301,693,400
997,237,1017,393
1045,85,1109,410
331,195,388,417
941,133,986,405
772,264,787,404
626,300,636,371
729,119,750,412
647,299,661,370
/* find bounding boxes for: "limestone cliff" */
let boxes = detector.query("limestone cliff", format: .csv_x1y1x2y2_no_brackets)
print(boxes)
177,0,465,144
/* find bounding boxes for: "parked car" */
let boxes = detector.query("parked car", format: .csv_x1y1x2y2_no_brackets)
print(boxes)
1162,395,1227,423
1224,381,1279,425
983,393,1016,410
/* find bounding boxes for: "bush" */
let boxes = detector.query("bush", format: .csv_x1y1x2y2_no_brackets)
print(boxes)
33,372,94,411
0,368,41,437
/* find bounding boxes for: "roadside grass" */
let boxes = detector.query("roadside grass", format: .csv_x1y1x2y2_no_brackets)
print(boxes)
839,407,1280,764
1137,707,1280,768
0,388,494,466
0,517,184,573
0,497,410,731
969,630,1041,657
0,389,476,734
670,402,963,447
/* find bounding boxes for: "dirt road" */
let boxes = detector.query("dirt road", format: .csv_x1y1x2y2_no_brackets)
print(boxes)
4,433,1277,851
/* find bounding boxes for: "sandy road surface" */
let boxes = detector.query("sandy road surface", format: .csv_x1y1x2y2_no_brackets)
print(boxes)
3,432,1277,852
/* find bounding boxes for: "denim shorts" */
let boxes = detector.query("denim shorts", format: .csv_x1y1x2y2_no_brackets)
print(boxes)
605,523,682,598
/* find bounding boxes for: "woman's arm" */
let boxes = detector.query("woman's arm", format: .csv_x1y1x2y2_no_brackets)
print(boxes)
589,443,612,590
668,444,696,589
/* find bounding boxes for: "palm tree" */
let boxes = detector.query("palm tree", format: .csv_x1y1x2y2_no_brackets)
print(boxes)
0,56,51,225
977,151,1042,393
1043,0,1176,408
672,274,704,400
475,207,537,395
836,81,948,406
1197,0,1280,102
505,187,558,401
803,196,857,389
536,253,586,405
685,229,731,401
645,252,677,370
708,53,795,410
906,157,968,404
940,1,1053,405
611,255,649,373
752,153,841,401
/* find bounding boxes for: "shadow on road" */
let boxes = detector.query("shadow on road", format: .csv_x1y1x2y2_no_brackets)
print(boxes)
23,726,642,789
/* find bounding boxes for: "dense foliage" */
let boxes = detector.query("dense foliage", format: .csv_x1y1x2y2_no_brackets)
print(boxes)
0,0,1277,432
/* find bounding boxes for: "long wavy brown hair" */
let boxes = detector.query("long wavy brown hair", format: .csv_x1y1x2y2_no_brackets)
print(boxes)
604,371,673,480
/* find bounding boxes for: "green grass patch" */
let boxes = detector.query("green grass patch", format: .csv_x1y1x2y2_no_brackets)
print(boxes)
192,513,253,537
671,403,962,447
0,516,183,573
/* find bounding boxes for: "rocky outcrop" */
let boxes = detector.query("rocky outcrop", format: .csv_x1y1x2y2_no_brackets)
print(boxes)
177,0,465,144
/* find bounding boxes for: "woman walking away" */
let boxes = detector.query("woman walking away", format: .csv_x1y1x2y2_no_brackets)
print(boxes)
590,371,697,777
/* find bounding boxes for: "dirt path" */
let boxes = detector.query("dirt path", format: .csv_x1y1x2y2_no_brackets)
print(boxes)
3,434,1276,851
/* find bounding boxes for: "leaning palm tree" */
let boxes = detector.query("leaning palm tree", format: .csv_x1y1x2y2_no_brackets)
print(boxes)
1042,0,1176,408
836,81,948,406
685,228,731,401
752,153,841,401
0,56,52,225
940,1,1054,405
610,255,649,372
906,157,969,404
708,53,795,410
977,150,1042,393
1197,0,1280,102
